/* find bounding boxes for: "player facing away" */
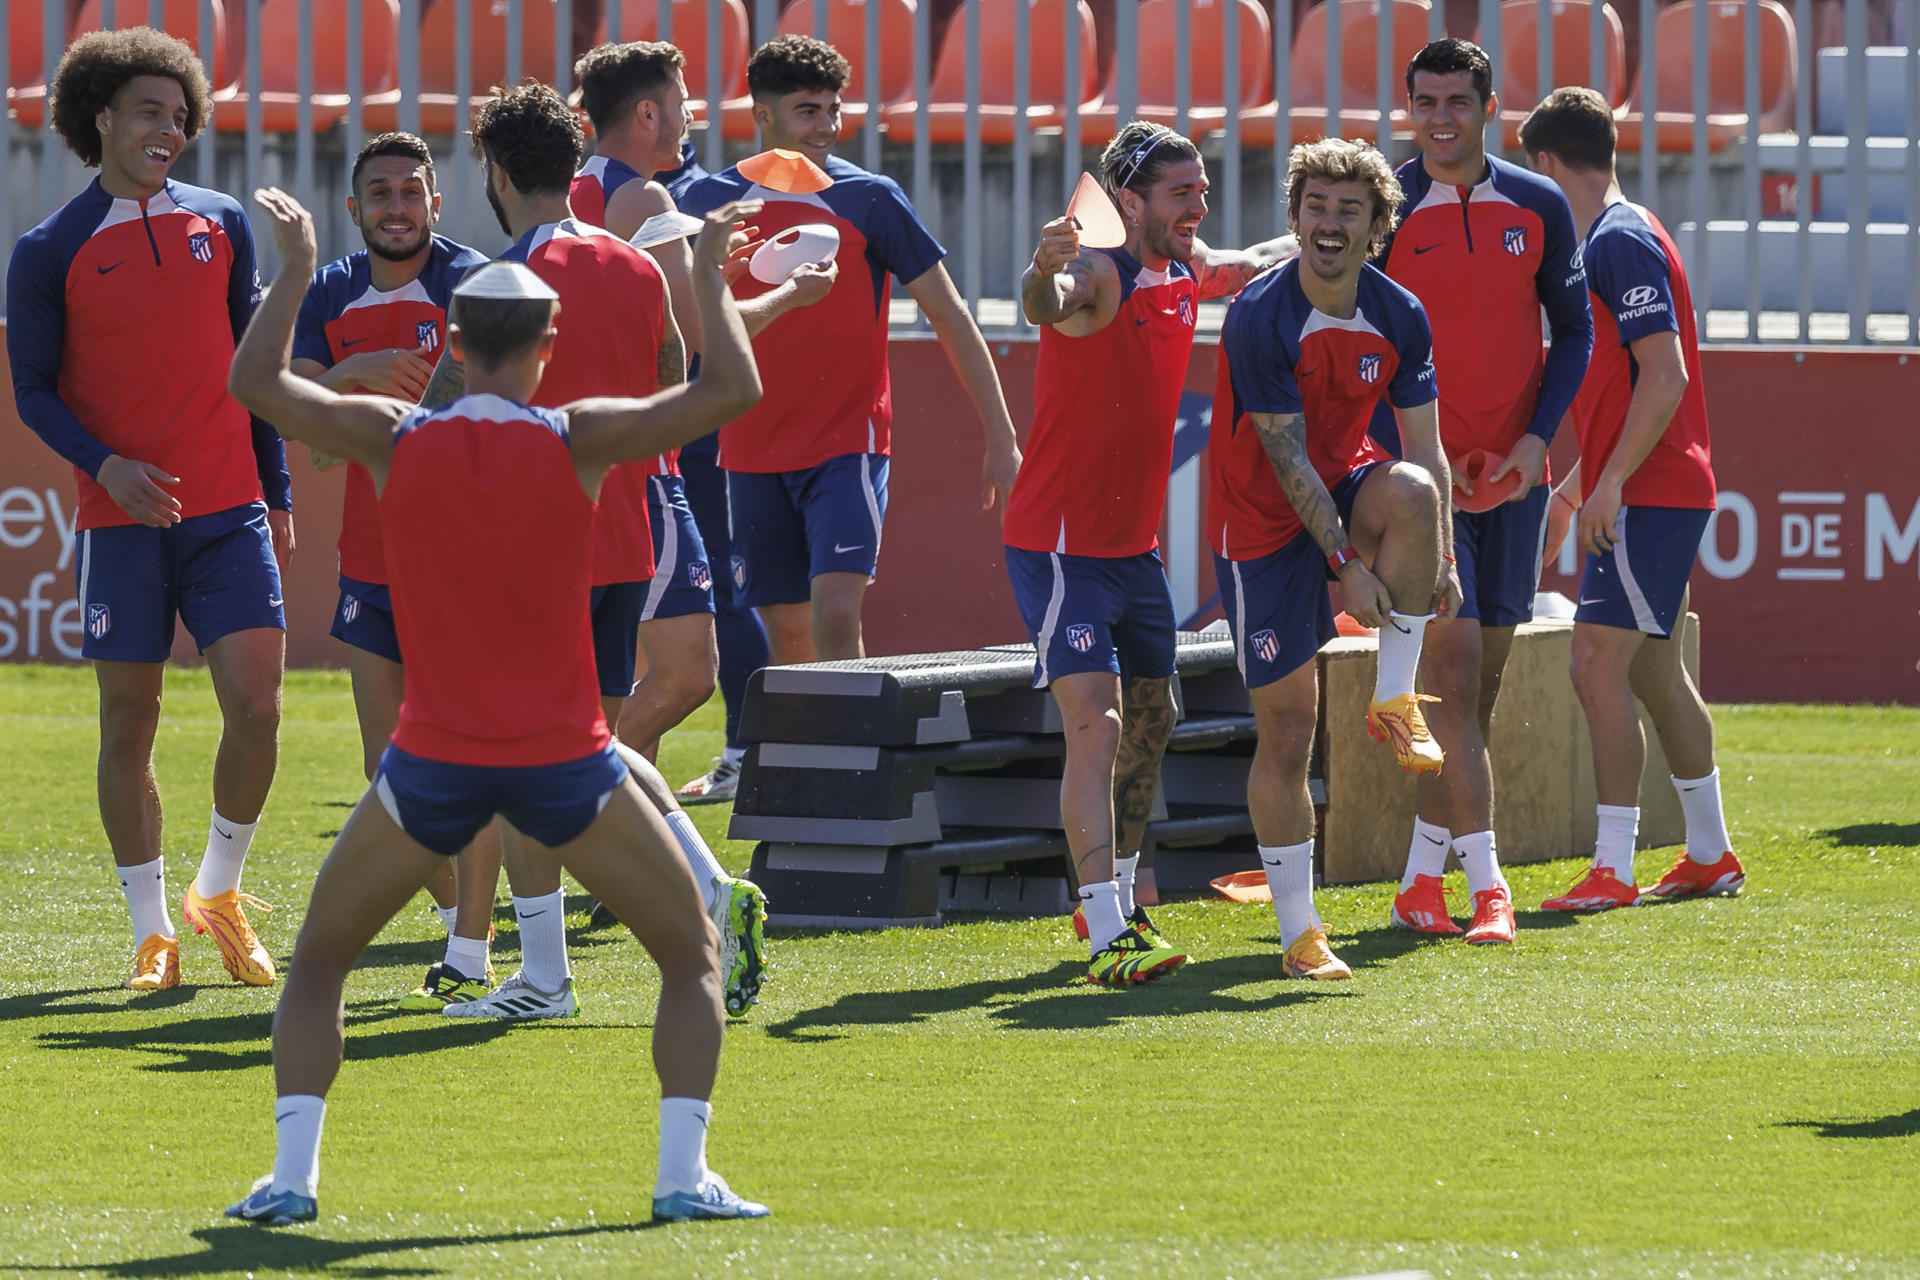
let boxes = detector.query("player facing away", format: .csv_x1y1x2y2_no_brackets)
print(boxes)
1010,122,1299,986
1379,39,1594,946
224,189,770,1225
1520,88,1745,910
679,35,1023,666
1209,139,1459,980
421,83,768,1021
288,131,503,1009
6,29,293,991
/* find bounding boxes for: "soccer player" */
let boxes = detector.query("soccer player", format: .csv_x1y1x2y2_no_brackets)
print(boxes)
1519,88,1745,910
289,131,502,1009
223,187,769,1225
1379,39,1593,946
680,35,1022,666
1210,138,1458,980
423,83,768,1021
1012,121,1298,986
7,29,293,991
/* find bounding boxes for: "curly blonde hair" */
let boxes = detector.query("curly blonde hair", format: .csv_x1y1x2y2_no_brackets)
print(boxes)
1285,138,1406,258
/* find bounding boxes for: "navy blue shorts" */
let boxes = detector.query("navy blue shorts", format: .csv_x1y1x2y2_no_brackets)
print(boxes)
374,743,629,857
75,502,284,662
331,575,401,663
642,474,715,622
589,581,647,698
1451,484,1551,628
726,452,888,609
1216,462,1382,689
1004,547,1177,686
1576,504,1712,638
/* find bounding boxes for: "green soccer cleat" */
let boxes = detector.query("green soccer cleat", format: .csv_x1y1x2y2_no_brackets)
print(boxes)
712,876,769,1018
1087,921,1187,986
396,961,491,1012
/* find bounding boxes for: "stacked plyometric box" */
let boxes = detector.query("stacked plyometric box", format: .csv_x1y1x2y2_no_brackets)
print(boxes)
734,629,1310,928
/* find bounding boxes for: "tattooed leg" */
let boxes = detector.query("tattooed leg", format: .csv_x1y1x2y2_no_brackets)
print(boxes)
1112,675,1178,864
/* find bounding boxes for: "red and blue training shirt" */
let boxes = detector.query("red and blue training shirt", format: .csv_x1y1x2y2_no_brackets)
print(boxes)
1377,155,1592,464
500,219,669,585
381,393,611,767
1569,202,1715,510
1209,259,1438,560
678,154,945,474
1004,247,1199,558
293,234,487,584
7,178,291,531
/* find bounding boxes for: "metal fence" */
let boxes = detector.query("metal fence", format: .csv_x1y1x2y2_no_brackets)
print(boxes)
5,0,1919,344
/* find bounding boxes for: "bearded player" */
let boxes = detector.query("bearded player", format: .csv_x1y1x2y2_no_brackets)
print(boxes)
1011,121,1296,986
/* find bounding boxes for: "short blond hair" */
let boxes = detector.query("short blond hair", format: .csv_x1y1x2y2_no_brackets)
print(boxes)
1285,138,1406,258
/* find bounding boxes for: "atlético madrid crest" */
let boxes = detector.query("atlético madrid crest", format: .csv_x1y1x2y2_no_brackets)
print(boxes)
1065,623,1095,653
1357,353,1381,384
188,232,213,263
1251,628,1279,664
416,320,440,352
1503,226,1527,256
86,603,110,639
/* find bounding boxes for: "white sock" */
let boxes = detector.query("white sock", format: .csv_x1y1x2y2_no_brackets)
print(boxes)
434,903,459,934
1594,804,1640,882
444,933,490,981
666,810,731,911
1112,854,1140,918
653,1096,712,1197
720,744,746,766
511,891,570,992
1374,611,1434,702
272,1095,326,1197
1401,818,1451,890
1454,829,1509,896
1259,841,1318,950
192,808,257,899
1672,768,1732,864
1078,880,1127,953
118,858,175,944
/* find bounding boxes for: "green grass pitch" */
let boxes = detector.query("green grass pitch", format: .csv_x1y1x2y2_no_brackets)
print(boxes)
0,664,1916,1278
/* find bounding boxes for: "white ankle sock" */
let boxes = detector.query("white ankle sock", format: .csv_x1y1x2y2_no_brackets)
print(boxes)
118,858,175,944
720,745,746,767
1374,611,1434,702
1112,854,1140,918
444,933,490,981
1594,804,1640,882
1259,841,1318,950
666,810,730,911
434,903,459,934
1401,819,1451,891
511,891,570,992
1672,768,1732,864
193,808,256,899
1453,829,1509,896
272,1095,326,1197
653,1096,712,1197
1078,881,1127,953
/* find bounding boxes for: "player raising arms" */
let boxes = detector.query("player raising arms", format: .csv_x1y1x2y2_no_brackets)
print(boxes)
1010,122,1297,986
1210,139,1458,980
1519,88,1744,910
1379,40,1593,947
7,29,293,991
680,35,1022,666
289,131,502,1009
224,189,770,1226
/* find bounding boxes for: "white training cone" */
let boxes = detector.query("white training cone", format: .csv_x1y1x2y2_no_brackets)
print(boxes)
749,223,841,285
630,210,704,250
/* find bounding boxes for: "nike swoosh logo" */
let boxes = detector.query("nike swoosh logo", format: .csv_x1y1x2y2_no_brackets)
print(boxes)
519,909,548,920
1135,317,1151,326
97,262,125,275
1421,833,1446,845
1297,366,1320,377
1413,244,1440,255
268,597,283,607
833,543,864,554
215,826,233,839
275,1110,297,1123
340,337,373,348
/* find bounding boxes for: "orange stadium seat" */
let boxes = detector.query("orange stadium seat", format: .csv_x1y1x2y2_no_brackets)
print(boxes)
1074,0,1274,145
617,0,751,109
14,0,229,128
1614,0,1796,153
881,0,1101,144
362,0,579,134
213,0,398,133
9,0,55,91
1496,0,1627,146
1240,0,1434,147
721,0,916,140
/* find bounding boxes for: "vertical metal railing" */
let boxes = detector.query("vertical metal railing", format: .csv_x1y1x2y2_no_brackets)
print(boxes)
1222,0,1242,248
1012,0,1032,331
1272,0,1290,220
1743,0,1762,338
963,0,983,312
1638,0,1655,206
44,0,67,218
1114,0,1138,129
705,0,724,170
1589,0,1605,100
1378,0,1397,154
1325,0,1342,141
1481,0,1502,158
1795,0,1813,340
1846,0,1870,339
296,0,316,221
245,0,263,258
1690,0,1709,339
198,0,216,187
1174,0,1191,139
397,0,421,135
1908,0,1920,344
862,0,880,172
344,0,364,232
1064,0,1081,205
911,0,931,254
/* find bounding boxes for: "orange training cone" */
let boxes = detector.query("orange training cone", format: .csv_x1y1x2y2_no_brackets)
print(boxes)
1066,171,1126,248
737,148,834,194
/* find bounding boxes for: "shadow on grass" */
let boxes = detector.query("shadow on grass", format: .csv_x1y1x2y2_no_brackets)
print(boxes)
19,1219,665,1278
1820,822,1920,849
33,1008,514,1073
1782,1108,1920,1140
0,984,200,1022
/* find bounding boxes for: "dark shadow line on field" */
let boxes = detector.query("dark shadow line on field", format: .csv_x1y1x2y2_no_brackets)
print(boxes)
0,984,200,1022
763,960,1089,1041
33,1010,514,1073
990,954,1355,1030
1510,909,1580,930
1819,821,1920,848
19,1219,666,1278
1781,1107,1920,1140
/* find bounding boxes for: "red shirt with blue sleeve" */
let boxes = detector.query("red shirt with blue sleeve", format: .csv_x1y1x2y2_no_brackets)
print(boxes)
293,234,487,584
569,154,647,231
7,178,291,531
1209,260,1437,560
1004,247,1199,558
1378,155,1592,463
678,154,945,473
1569,202,1715,510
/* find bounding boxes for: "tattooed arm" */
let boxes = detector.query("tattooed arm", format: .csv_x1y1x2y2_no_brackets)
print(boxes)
1190,233,1300,301
1250,410,1395,626
417,347,467,410
1020,216,1119,333
656,297,687,389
